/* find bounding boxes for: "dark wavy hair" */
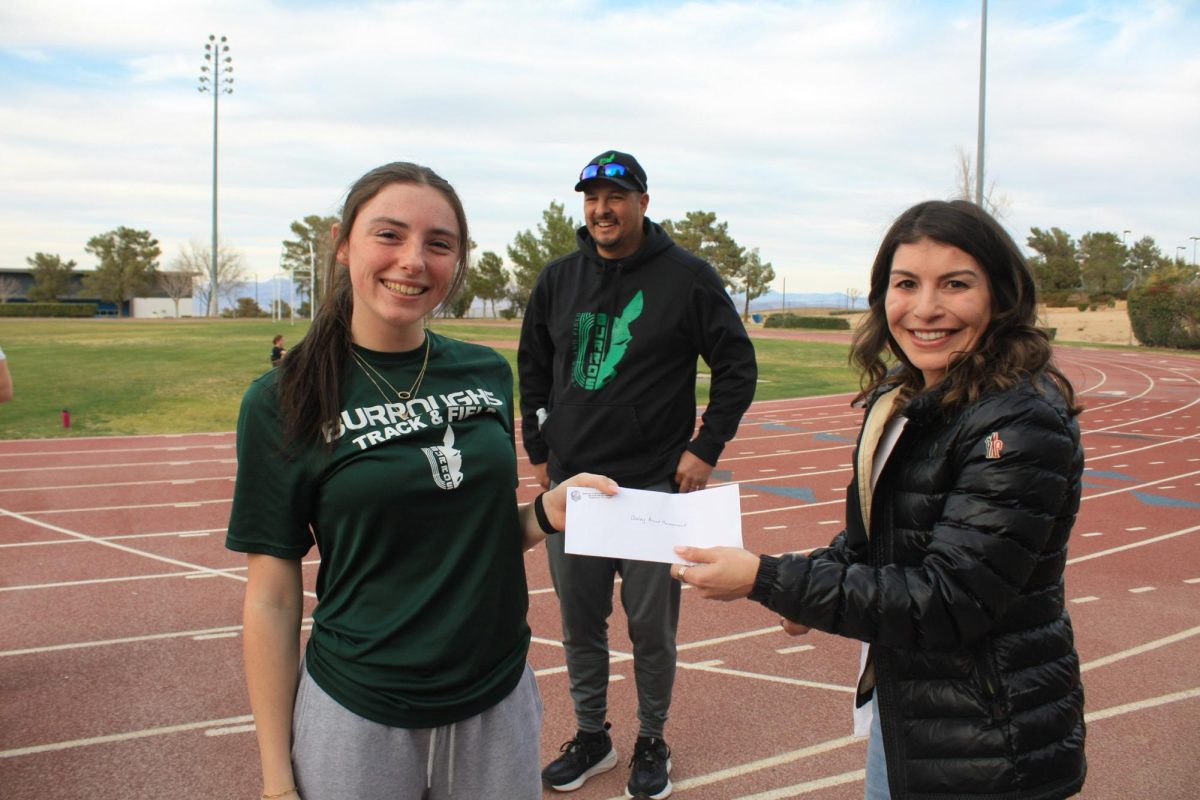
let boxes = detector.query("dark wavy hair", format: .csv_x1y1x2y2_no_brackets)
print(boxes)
275,162,471,447
851,200,1079,415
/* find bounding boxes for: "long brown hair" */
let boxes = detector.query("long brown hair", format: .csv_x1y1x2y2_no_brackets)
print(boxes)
275,162,471,447
851,200,1079,414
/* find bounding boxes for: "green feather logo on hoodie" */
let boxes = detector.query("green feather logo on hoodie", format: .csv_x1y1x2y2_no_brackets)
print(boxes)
572,291,644,390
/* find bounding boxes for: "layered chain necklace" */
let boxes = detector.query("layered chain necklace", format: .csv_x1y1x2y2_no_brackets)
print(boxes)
350,334,431,420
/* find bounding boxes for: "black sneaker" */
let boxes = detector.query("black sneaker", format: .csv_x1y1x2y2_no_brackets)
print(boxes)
542,722,618,792
625,736,672,799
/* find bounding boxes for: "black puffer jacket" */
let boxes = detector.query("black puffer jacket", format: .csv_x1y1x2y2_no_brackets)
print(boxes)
750,377,1086,799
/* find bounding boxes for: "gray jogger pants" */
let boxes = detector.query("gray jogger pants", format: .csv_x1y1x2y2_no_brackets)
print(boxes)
291,661,543,800
545,480,681,738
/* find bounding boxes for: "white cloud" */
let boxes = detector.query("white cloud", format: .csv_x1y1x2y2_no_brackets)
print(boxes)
0,0,1197,291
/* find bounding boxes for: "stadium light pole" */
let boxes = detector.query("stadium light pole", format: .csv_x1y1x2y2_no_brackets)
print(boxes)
1190,236,1198,266
198,35,233,317
1176,246,1187,262
974,0,988,207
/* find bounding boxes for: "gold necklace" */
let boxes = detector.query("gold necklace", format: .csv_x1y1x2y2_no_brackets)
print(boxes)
350,334,431,419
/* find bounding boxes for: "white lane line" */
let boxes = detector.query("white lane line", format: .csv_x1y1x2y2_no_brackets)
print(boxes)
717,688,1200,800
1086,432,1200,464
0,568,245,592
1083,468,1200,502
0,529,227,548
0,715,254,759
651,735,864,799
15,498,232,515
0,624,251,658
1068,524,1200,565
1071,596,1100,604
1129,586,1157,593
744,498,843,517
718,444,854,464
1084,687,1200,723
0,458,237,474
0,558,319,593
0,475,235,493
0,507,315,600
777,644,816,654
1080,626,1200,672
676,661,854,694
730,769,866,800
677,626,782,651
204,724,256,736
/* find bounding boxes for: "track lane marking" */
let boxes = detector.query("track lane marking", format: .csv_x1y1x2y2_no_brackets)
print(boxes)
0,508,316,601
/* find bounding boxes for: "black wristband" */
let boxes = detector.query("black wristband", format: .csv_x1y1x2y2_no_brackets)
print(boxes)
533,492,559,535
748,554,781,604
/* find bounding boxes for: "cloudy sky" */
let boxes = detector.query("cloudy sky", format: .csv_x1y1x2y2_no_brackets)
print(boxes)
1,0,1196,296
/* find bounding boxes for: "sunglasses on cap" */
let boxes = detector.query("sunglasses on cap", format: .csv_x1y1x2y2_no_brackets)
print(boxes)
580,163,634,183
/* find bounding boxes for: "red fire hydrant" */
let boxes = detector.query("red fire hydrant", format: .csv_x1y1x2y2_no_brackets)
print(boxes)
62,409,71,429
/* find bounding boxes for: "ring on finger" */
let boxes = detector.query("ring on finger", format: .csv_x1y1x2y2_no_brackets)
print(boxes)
678,565,690,583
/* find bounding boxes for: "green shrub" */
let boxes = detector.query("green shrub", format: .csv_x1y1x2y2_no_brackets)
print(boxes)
764,313,851,330
0,302,98,317
1128,284,1200,349
1041,291,1073,307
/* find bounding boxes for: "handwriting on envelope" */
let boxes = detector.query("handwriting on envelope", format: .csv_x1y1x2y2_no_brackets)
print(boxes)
564,484,743,564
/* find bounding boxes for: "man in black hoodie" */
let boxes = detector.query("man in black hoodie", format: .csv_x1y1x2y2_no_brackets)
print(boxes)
518,150,757,798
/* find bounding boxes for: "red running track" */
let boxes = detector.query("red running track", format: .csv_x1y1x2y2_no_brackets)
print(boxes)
1,346,1198,799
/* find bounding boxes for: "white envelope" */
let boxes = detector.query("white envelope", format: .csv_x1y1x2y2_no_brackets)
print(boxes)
564,483,743,564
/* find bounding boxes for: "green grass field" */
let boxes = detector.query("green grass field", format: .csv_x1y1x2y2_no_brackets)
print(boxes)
0,318,860,440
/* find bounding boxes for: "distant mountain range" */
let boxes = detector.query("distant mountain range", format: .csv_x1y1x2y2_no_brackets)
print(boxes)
728,291,866,312
233,282,865,317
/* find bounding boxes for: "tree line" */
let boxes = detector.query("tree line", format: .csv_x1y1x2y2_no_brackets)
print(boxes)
280,203,777,321
15,227,248,318
15,209,1194,324
1025,227,1196,302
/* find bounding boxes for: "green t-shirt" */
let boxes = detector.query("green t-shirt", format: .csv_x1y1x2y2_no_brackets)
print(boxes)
226,333,530,728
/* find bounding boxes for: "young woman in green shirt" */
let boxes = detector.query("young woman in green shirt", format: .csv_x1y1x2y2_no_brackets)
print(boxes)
227,162,615,800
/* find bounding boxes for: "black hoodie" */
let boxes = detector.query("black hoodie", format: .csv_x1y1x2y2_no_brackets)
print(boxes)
518,220,757,486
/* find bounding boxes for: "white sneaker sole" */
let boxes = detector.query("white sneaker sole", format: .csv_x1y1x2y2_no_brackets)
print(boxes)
547,748,619,792
625,758,673,799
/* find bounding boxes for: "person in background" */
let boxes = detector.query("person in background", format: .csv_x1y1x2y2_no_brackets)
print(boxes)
270,335,287,367
673,199,1086,800
518,150,757,799
0,345,12,403
227,161,615,800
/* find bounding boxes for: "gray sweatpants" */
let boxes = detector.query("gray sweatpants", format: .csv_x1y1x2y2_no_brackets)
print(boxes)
546,480,681,739
291,661,543,800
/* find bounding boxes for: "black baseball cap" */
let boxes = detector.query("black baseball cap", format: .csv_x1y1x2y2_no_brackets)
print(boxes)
574,150,648,193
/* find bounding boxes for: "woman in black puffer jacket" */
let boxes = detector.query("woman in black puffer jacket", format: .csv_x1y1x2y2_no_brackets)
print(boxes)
674,200,1086,799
